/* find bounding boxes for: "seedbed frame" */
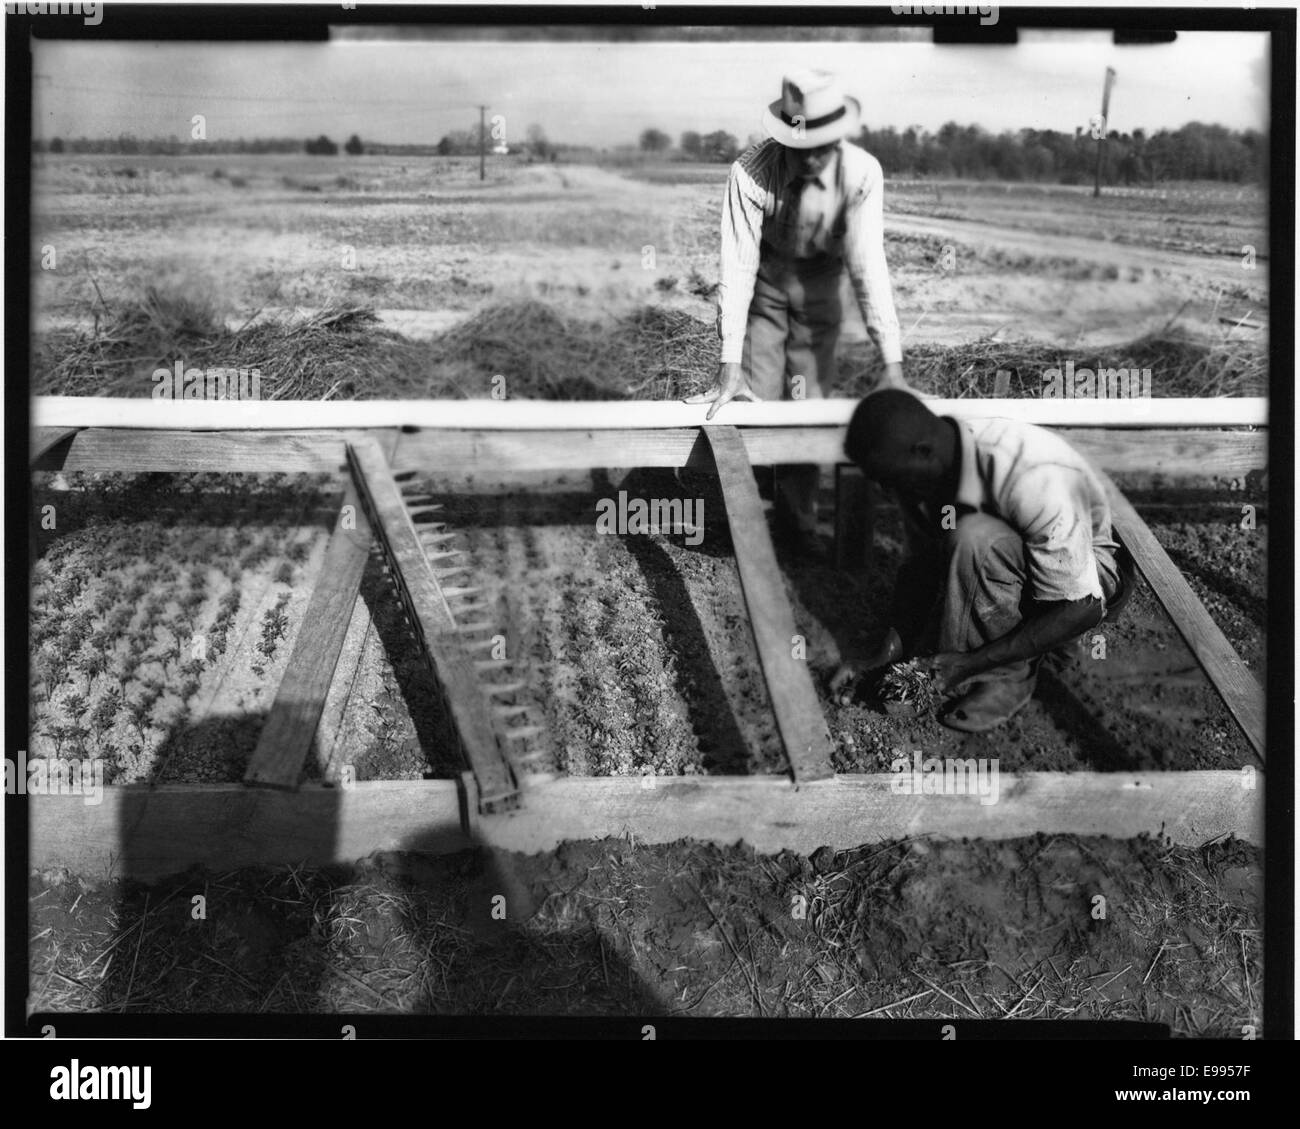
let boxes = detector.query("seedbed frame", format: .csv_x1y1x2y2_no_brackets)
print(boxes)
29,396,1268,880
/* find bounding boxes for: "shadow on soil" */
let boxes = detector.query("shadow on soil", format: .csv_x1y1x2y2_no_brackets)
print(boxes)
85,783,666,1015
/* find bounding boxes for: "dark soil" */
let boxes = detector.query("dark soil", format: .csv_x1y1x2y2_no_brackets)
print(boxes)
28,833,1261,1035
29,471,1265,780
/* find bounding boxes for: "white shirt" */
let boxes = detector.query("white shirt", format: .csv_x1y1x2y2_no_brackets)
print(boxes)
717,138,904,367
904,417,1121,603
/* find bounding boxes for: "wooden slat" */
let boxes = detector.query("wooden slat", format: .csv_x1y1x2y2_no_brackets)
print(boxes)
703,426,835,782
34,425,1268,478
243,483,373,789
317,595,377,783
347,438,518,808
1102,473,1266,763
27,771,1261,879
33,428,361,474
34,394,1268,431
29,779,474,883
483,771,1262,854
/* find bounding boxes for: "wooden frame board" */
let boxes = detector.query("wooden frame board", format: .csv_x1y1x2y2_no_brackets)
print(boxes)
28,771,1261,881
34,395,1268,431
32,426,1268,479
704,426,835,781
242,481,374,789
1102,472,1266,763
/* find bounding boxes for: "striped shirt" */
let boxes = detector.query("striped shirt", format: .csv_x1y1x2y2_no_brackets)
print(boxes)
717,138,904,367
900,417,1120,603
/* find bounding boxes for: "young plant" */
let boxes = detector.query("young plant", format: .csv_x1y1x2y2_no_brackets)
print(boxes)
61,692,90,725
80,645,109,692
876,660,941,715
126,700,152,744
257,597,291,660
90,689,122,743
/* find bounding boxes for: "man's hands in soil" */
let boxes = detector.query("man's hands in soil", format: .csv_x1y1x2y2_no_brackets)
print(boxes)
830,627,904,702
684,362,759,421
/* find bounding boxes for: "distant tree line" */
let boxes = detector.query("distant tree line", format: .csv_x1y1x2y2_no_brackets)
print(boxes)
34,133,366,156
34,119,1268,183
853,121,1267,184
626,119,1266,182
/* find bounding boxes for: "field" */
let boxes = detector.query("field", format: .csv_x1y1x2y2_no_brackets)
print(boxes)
27,152,1268,1029
32,154,1268,396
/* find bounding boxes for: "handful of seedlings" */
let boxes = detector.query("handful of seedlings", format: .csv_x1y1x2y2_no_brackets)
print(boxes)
876,659,941,718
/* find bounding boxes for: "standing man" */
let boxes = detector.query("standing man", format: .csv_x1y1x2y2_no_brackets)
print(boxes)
687,68,908,558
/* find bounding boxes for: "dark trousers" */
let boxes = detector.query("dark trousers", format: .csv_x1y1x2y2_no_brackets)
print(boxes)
898,513,1127,687
742,256,842,534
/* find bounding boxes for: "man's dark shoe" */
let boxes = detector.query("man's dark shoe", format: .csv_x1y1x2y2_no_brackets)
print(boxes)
940,673,1036,732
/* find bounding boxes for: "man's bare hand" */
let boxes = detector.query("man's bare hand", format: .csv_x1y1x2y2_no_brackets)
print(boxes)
684,362,759,421
830,627,904,702
921,651,977,695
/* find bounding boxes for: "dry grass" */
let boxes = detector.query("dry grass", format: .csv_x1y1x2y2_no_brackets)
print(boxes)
35,281,1265,401
29,835,1260,1032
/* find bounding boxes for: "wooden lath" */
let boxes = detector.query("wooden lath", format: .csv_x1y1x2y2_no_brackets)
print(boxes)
33,394,1269,431
242,480,374,790
346,437,519,811
32,426,1268,480
27,771,1263,882
1101,472,1266,763
704,426,835,782
30,402,1272,802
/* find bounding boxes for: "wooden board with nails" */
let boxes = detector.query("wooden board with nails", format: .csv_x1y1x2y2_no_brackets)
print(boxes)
347,438,519,808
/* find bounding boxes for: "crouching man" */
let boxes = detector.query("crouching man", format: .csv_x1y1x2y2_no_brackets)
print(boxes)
830,389,1136,732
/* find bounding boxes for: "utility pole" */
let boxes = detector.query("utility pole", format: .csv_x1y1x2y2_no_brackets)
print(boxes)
479,105,486,181
1093,67,1116,198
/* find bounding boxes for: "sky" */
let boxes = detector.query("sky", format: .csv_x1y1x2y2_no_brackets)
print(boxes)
32,30,1270,147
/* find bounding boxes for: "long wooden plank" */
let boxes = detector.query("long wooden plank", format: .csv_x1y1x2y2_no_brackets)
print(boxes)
316,595,378,783
483,771,1263,853
34,394,1268,431
34,425,1268,478
27,771,1261,880
29,780,474,883
703,426,834,782
1102,473,1266,762
347,438,518,808
243,482,373,789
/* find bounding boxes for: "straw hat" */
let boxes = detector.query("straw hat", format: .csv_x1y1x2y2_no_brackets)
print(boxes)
761,68,861,149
